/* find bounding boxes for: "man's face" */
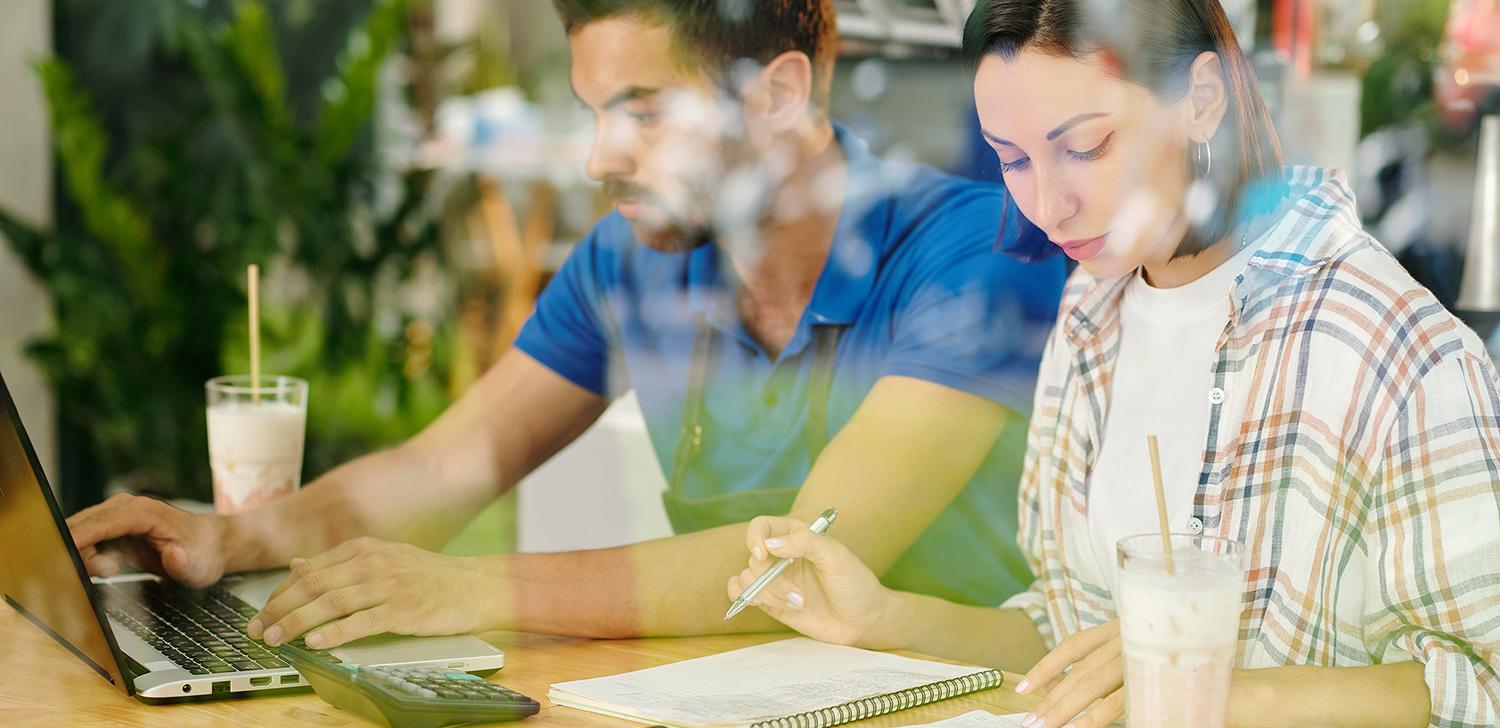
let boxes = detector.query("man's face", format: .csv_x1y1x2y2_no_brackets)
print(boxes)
570,15,761,253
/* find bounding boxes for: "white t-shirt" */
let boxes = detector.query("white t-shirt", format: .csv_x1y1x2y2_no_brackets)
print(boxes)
1086,244,1256,590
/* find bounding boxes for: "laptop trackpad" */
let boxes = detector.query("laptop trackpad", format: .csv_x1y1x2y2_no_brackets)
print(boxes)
331,633,497,665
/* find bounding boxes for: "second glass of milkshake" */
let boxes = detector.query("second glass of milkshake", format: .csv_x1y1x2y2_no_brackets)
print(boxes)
1116,533,1245,728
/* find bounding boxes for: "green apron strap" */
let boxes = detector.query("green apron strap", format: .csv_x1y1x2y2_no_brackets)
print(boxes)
662,319,844,534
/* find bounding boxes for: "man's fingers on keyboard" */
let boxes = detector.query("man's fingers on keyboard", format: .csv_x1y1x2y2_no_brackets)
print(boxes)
304,605,394,649
68,494,159,551
263,585,381,647
252,562,366,640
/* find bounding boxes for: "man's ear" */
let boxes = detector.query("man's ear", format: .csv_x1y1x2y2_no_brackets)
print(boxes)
742,50,815,136
1185,51,1229,144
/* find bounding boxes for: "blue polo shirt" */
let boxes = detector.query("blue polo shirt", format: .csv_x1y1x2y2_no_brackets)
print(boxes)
515,127,1064,605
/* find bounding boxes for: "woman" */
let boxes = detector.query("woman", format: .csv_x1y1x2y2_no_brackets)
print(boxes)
726,1,1500,726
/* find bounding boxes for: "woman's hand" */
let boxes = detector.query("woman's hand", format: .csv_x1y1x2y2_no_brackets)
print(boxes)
726,515,905,650
1015,620,1124,728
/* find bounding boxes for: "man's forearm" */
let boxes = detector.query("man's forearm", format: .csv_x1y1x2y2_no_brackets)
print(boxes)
1230,662,1429,728
218,353,608,576
220,443,493,574
472,523,787,638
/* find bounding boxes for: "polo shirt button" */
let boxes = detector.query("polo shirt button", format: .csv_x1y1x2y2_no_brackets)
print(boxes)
1209,387,1226,405
1187,517,1205,534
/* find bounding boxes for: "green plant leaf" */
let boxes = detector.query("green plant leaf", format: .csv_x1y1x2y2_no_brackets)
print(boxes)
315,0,405,164
225,0,291,132
34,58,164,305
0,207,56,279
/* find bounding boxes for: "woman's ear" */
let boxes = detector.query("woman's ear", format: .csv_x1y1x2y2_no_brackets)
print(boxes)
1185,51,1229,143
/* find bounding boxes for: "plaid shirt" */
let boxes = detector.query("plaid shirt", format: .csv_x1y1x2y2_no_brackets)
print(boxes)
1002,167,1500,726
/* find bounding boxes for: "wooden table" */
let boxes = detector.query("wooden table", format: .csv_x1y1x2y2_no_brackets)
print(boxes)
0,605,1036,726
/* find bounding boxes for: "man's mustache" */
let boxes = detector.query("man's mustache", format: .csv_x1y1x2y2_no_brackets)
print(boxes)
603,179,657,205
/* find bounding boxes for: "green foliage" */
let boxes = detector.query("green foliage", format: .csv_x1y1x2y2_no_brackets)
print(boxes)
1360,0,1452,138
0,0,459,502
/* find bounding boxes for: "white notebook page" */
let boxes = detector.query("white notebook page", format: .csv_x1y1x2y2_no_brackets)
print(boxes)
549,637,991,727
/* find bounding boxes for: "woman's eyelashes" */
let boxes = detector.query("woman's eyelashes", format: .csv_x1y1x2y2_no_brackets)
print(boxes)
996,131,1115,175
1066,131,1115,161
999,156,1031,174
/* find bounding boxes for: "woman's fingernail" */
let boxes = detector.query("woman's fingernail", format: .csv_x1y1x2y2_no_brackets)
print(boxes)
1020,713,1037,728
764,538,784,549
247,619,263,637
263,625,283,645
305,632,324,648
290,557,306,568
752,546,764,561
1015,677,1029,693
787,592,804,609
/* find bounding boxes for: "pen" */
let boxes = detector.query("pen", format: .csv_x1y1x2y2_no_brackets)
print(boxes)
724,507,838,620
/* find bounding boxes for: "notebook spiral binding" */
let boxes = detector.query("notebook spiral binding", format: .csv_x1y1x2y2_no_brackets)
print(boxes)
748,669,1005,728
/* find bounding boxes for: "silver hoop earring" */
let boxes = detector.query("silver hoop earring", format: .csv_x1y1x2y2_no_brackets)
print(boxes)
1193,141,1213,178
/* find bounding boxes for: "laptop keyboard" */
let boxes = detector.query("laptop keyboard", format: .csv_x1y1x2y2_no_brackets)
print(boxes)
100,580,292,675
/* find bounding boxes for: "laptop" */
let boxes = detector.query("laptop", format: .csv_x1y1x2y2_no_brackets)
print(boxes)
0,370,507,702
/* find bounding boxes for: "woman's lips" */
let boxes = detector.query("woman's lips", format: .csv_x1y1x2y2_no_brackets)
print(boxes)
1057,234,1108,261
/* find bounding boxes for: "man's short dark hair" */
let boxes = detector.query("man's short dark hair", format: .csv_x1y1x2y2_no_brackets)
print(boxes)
553,0,837,113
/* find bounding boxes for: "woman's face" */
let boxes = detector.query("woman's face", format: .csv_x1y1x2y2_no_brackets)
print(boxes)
975,48,1207,280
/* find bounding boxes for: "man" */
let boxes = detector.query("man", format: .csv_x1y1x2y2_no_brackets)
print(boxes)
67,0,1064,648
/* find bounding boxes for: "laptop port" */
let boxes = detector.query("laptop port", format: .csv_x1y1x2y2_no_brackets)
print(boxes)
280,675,299,685
181,684,191,693
212,681,230,694
250,676,272,686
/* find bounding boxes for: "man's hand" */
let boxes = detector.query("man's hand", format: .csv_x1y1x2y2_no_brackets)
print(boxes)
246,537,497,649
66,493,229,588
1016,620,1124,728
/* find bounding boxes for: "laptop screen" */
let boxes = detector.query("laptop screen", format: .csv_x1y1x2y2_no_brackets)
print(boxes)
0,372,130,692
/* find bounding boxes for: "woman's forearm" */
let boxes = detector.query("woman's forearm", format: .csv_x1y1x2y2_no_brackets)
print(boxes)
881,591,1049,674
1230,662,1429,728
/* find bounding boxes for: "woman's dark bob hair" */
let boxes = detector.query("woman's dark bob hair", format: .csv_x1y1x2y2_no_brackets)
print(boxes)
961,0,1285,262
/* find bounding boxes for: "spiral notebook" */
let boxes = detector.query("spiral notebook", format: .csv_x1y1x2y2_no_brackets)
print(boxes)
548,638,1006,728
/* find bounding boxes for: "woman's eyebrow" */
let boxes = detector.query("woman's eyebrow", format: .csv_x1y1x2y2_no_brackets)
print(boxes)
1046,112,1109,140
980,112,1110,147
980,128,1015,147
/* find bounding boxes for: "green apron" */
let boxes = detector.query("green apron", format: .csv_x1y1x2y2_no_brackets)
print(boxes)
660,318,838,532
658,316,1032,607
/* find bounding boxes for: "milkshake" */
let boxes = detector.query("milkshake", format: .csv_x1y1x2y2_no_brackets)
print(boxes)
1116,534,1244,728
205,376,308,514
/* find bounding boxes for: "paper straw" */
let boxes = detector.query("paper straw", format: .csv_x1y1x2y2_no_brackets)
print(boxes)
248,264,261,404
1147,435,1175,574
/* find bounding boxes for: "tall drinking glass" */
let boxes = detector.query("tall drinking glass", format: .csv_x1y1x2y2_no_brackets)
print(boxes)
1116,534,1245,728
205,375,308,514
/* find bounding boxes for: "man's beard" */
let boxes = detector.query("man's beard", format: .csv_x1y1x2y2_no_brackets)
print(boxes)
605,137,772,254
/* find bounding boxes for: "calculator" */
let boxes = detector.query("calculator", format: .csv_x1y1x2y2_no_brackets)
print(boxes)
278,641,540,727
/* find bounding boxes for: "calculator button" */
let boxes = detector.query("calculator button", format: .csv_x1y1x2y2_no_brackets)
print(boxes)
445,671,483,681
